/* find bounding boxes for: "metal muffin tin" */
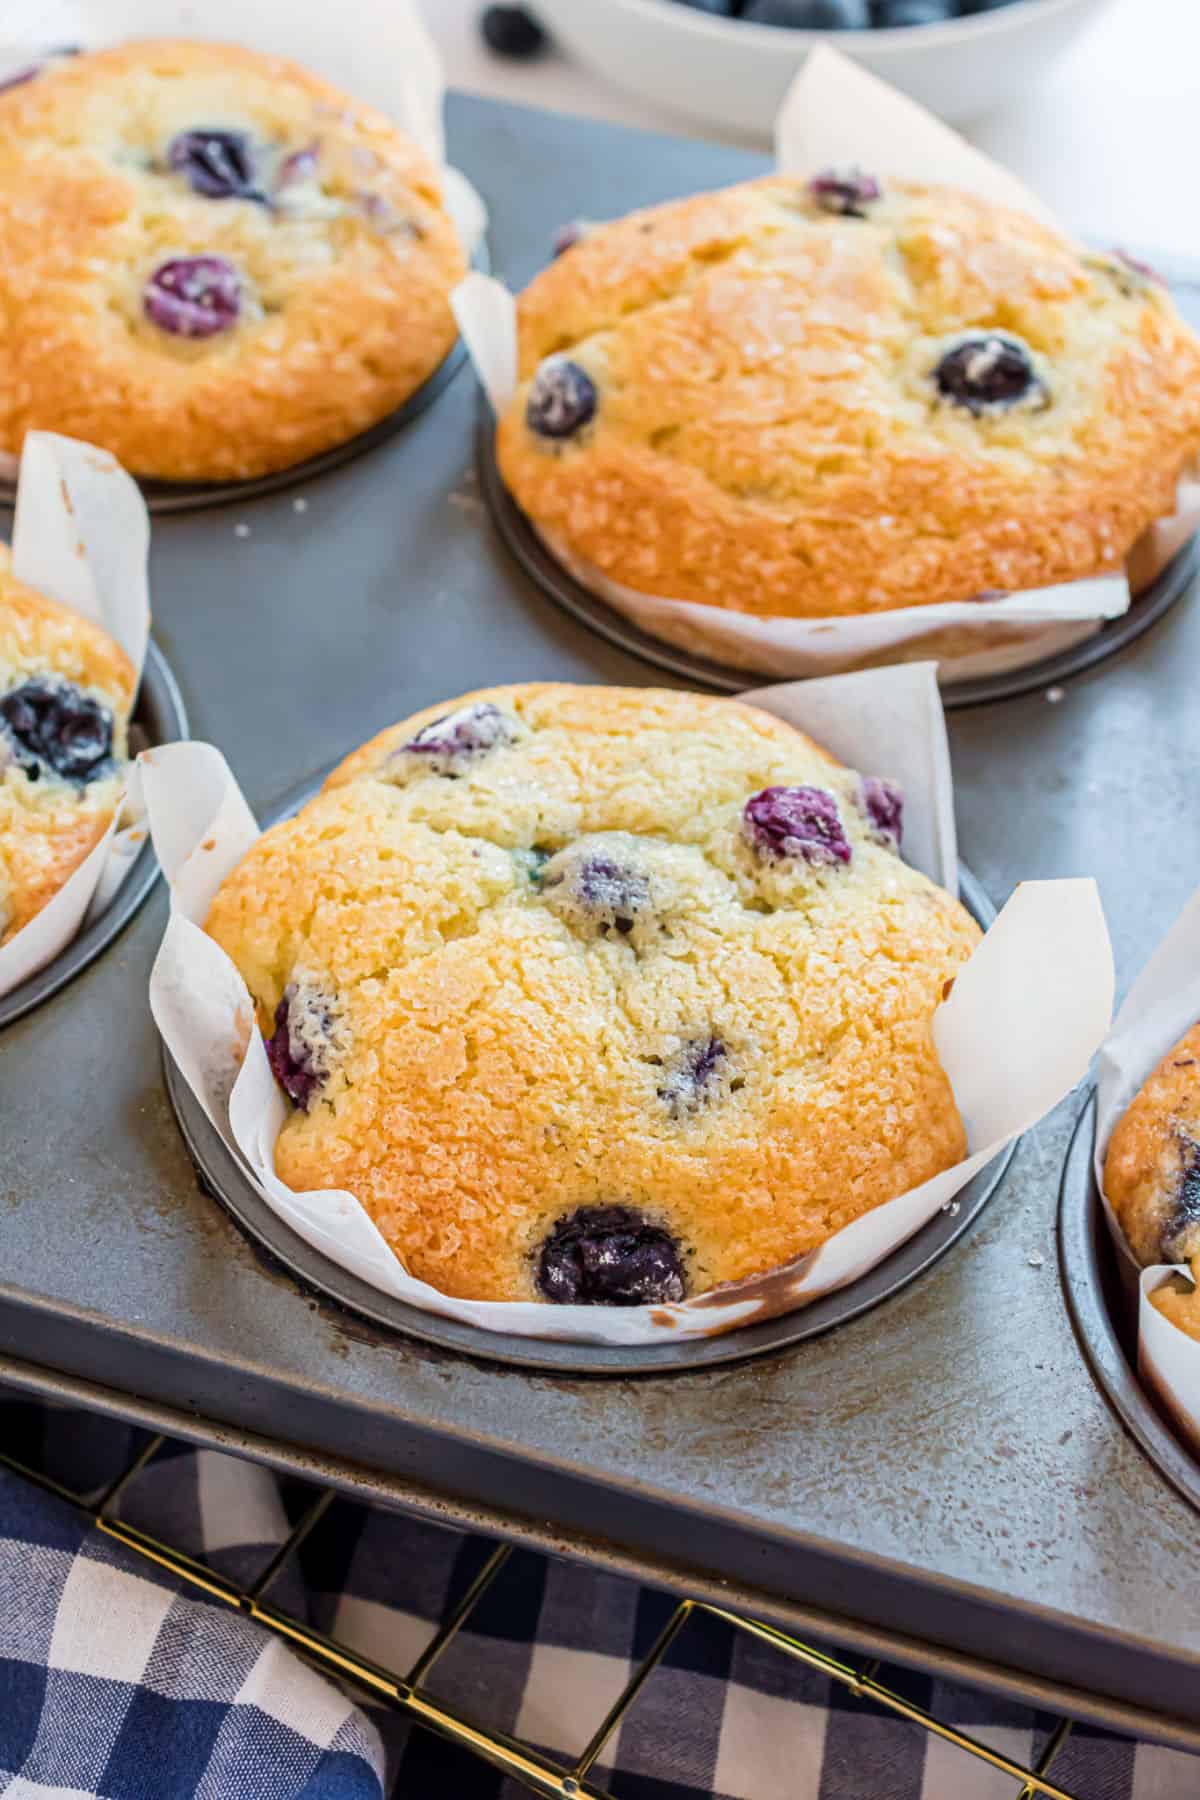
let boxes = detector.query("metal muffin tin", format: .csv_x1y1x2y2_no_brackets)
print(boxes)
0,640,188,1028
1059,1091,1200,1516
6,94,1200,1748
163,823,1006,1374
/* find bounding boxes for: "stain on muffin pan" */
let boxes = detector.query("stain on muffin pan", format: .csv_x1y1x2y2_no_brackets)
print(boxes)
0,640,188,1028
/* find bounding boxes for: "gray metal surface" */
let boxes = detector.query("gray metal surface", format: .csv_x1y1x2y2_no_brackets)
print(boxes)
0,641,188,1027
4,93,1200,1740
1059,1091,1200,1516
478,405,1200,709
164,863,1008,1374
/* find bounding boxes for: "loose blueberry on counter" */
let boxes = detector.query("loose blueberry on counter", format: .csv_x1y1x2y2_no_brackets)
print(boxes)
144,256,241,339
537,1206,687,1306
480,5,547,57
167,128,263,202
0,678,114,784
657,1035,731,1118
742,0,870,25
265,982,335,1111
544,849,652,937
808,168,881,218
393,701,519,778
742,786,852,866
526,356,598,440
861,776,904,849
933,333,1046,416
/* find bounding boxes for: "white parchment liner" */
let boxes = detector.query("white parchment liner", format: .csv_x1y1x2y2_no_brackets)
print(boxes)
140,662,1113,1345
0,0,487,484
0,433,151,998
453,44,1200,684
1095,887,1200,1450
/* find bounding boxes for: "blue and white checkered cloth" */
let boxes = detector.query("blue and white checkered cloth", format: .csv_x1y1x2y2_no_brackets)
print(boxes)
2,1397,1197,1800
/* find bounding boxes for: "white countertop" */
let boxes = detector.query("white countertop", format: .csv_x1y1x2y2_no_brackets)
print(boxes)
429,0,1199,249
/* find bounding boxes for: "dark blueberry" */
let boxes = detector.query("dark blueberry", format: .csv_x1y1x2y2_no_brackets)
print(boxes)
167,128,263,201
0,677,113,785
537,1206,686,1306
742,0,870,25
393,701,518,778
525,356,597,440
933,332,1047,416
0,63,41,94
742,786,851,866
873,0,956,22
808,167,881,218
544,850,652,937
265,981,336,1111
657,1036,732,1118
861,775,903,849
1162,1139,1200,1263
480,5,548,56
144,256,241,339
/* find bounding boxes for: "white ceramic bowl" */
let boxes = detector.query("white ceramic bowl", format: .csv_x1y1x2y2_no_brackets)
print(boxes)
533,0,1113,134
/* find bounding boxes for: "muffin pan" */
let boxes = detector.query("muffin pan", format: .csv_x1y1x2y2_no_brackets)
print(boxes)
6,94,1200,1748
477,397,1200,711
0,639,188,1028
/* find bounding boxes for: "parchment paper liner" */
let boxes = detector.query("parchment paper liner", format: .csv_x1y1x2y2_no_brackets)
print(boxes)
139,662,1112,1345
1094,885,1200,1449
0,0,488,485
453,44,1200,684
0,432,151,998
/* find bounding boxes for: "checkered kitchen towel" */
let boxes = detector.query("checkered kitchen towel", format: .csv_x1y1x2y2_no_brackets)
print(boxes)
1,1399,1196,1800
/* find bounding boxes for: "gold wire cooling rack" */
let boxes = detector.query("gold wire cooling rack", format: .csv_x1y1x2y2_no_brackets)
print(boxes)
1,1430,1083,1800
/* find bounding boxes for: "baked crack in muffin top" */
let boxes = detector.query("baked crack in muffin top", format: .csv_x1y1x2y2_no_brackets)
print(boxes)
0,547,135,945
0,40,467,482
206,683,980,1305
497,175,1200,620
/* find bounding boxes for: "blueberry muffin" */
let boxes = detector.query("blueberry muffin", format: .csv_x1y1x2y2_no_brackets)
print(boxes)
0,40,467,483
498,175,1200,621
0,549,135,945
205,683,980,1306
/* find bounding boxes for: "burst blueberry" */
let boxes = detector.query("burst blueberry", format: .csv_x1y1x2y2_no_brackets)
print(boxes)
144,255,241,339
933,332,1047,415
265,981,337,1111
861,776,903,849
0,677,114,784
657,1036,731,1118
543,847,652,937
537,1206,687,1306
526,357,598,440
392,701,519,778
742,786,851,866
167,128,263,201
808,167,881,218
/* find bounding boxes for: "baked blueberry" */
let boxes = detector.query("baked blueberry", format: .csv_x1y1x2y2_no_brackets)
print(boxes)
742,0,870,24
144,255,241,339
265,979,338,1111
742,786,851,866
0,63,42,94
0,677,114,784
808,168,881,217
167,128,264,202
390,701,520,778
861,776,903,849
1161,1140,1200,1262
526,357,598,439
537,1205,687,1305
933,332,1048,415
657,1035,732,1117
480,5,548,57
543,844,653,937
